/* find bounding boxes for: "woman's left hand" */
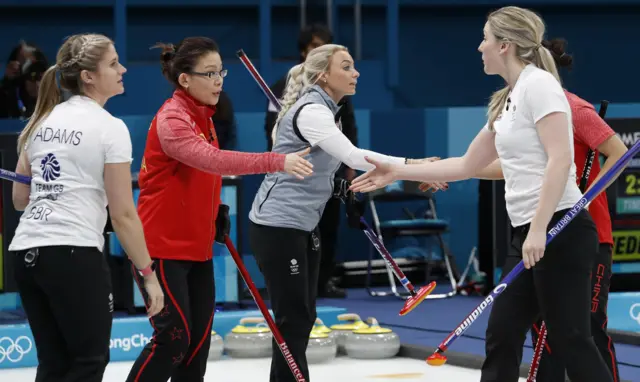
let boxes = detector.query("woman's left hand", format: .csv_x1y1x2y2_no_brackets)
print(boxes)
522,230,546,269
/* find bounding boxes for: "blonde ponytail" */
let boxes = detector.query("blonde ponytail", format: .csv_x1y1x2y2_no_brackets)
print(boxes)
487,86,510,132
17,33,113,153
535,45,561,83
18,65,61,152
272,63,309,144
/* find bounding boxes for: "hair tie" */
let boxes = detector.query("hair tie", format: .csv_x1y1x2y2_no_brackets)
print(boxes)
535,43,542,51
162,49,175,62
54,67,62,90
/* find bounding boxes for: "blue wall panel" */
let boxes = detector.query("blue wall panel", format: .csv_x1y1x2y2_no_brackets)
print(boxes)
0,7,114,66
126,7,260,63
3,3,639,113
99,60,393,117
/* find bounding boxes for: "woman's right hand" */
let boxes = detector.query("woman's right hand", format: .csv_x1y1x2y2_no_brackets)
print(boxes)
418,181,448,193
143,273,165,317
414,157,448,193
284,147,314,179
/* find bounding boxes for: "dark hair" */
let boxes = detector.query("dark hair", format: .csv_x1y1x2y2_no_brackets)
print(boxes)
7,41,46,64
153,37,220,88
541,38,573,71
297,24,333,54
22,60,48,82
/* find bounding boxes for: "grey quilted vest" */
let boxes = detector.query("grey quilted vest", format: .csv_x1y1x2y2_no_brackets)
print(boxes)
249,85,343,232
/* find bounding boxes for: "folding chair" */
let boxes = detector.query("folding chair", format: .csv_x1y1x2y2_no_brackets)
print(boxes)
364,180,460,300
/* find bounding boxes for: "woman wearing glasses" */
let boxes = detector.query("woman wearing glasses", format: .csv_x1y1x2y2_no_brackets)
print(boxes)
126,36,313,382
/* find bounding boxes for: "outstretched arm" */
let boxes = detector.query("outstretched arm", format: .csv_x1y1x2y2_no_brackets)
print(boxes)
158,110,286,176
393,127,498,183
475,158,504,180
297,104,405,171
349,127,498,193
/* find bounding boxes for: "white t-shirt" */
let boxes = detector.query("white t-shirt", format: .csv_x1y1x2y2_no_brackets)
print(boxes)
9,95,133,251
489,64,582,227
297,104,405,170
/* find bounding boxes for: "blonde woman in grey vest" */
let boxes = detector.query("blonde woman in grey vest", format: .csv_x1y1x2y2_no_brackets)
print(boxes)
248,44,416,381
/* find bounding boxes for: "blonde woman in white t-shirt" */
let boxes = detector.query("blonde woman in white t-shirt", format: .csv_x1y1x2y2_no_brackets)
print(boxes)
9,33,164,382
350,6,613,382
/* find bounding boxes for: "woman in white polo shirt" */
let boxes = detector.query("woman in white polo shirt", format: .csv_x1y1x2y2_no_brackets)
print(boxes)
9,33,164,382
350,6,613,382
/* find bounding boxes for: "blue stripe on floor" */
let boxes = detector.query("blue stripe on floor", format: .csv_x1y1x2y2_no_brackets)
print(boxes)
317,287,640,381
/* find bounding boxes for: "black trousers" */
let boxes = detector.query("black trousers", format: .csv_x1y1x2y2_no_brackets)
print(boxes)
126,259,215,382
317,196,341,289
249,221,321,382
531,243,620,382
13,246,113,382
480,209,613,382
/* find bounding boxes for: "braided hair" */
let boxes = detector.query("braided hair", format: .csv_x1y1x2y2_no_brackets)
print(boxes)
271,43,348,145
18,33,113,152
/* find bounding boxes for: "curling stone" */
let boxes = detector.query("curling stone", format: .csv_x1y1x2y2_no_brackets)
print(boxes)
306,329,337,364
329,313,369,355
207,330,224,361
224,317,272,358
344,317,400,359
313,318,337,340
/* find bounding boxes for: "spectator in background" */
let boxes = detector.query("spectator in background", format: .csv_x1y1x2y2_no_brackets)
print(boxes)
0,41,48,119
212,90,237,149
2,41,47,86
0,60,47,119
264,24,358,298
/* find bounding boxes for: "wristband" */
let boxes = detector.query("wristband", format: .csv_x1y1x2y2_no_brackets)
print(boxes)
138,261,156,277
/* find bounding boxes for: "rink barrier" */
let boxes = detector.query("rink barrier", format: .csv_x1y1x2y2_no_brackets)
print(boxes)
0,306,346,369
609,329,640,346
1,292,638,370
396,291,640,381
398,344,635,382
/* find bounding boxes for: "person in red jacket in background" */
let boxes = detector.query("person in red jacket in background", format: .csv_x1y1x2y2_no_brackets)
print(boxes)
527,38,626,382
125,36,313,382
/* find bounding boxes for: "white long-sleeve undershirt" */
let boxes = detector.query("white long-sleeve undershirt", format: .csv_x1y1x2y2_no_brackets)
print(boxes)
296,104,405,171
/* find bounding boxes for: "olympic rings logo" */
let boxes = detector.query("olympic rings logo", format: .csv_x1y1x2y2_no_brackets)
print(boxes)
0,336,33,363
630,303,640,326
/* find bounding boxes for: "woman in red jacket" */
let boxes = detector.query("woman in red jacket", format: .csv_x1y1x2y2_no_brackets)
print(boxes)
125,36,313,382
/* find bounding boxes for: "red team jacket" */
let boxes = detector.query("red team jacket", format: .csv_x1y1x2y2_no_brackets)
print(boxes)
137,90,285,262
137,90,222,261
566,90,616,246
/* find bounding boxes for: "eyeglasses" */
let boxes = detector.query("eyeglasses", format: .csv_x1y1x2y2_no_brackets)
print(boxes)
189,69,228,80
